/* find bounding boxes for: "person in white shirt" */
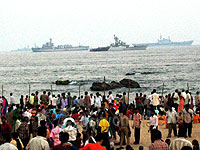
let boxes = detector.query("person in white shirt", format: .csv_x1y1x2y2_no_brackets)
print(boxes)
0,143,18,150
48,92,53,105
166,107,177,138
52,95,58,106
10,93,16,105
181,89,187,101
63,120,77,143
173,89,180,112
24,108,32,120
26,126,50,150
185,90,191,106
108,91,114,103
169,138,193,150
95,92,102,109
152,89,160,110
90,93,95,106
149,111,158,143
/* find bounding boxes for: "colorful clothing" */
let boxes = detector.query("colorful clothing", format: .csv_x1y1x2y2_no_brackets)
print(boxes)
50,126,63,146
1,98,8,115
133,113,142,128
99,119,110,133
178,97,184,112
80,143,106,150
149,140,169,150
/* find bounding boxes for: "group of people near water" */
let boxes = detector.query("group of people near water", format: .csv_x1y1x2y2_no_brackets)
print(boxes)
0,89,200,150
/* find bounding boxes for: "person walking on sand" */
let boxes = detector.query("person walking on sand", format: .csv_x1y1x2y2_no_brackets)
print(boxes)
149,111,158,143
132,108,142,145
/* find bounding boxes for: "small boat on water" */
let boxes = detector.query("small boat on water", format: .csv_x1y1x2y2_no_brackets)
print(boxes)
90,46,110,52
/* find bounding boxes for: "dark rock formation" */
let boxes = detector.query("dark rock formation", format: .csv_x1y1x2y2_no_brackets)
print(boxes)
119,78,140,88
90,79,140,91
90,82,111,91
110,81,122,89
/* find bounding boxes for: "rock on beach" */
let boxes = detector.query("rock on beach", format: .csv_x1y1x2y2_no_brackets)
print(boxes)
90,78,140,91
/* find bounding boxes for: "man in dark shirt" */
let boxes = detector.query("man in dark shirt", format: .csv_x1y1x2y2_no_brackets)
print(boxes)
53,132,78,150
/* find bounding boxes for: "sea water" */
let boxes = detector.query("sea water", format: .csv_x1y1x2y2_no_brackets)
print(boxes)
0,46,200,103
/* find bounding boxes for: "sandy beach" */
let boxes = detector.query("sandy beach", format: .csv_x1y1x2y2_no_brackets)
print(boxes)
78,120,200,149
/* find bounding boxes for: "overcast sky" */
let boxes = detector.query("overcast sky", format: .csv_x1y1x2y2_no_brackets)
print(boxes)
0,0,200,51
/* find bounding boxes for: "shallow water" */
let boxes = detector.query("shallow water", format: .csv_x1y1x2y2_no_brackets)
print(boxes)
0,46,200,102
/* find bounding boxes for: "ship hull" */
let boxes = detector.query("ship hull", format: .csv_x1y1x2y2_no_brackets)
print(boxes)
90,46,110,52
124,45,147,50
32,46,89,52
109,45,147,51
135,40,193,47
65,46,89,51
108,46,127,51
32,48,67,52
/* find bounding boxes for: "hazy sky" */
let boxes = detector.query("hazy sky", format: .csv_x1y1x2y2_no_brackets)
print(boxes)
0,0,200,51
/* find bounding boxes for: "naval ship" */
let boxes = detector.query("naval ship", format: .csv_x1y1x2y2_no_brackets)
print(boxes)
134,35,193,47
32,39,89,52
109,35,147,51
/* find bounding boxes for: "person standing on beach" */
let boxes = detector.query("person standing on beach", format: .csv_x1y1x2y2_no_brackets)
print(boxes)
95,92,102,109
152,89,160,110
108,91,114,104
34,91,39,107
173,89,180,112
166,107,177,138
61,93,68,109
18,117,30,147
178,92,184,112
79,95,85,108
149,111,158,143
183,104,194,138
0,116,12,142
67,92,73,107
195,91,200,109
122,92,128,105
26,126,50,150
20,95,24,108
40,91,48,106
133,108,142,145
181,89,187,103
10,93,16,105
84,91,91,110
185,90,191,106
1,96,8,115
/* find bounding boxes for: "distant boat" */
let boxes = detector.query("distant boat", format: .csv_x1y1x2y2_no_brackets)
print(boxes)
134,35,193,47
11,46,31,52
109,35,147,51
32,39,89,52
90,46,110,52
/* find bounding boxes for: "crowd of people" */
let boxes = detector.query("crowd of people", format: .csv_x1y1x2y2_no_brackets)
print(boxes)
0,89,199,150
